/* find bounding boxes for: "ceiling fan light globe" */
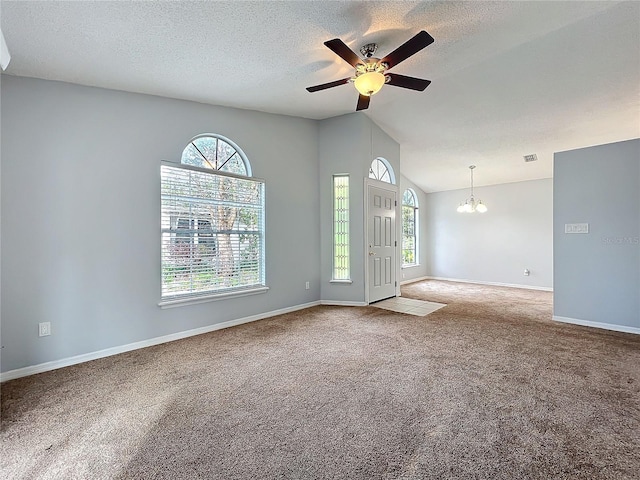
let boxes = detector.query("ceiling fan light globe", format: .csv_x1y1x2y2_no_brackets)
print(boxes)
354,71,385,96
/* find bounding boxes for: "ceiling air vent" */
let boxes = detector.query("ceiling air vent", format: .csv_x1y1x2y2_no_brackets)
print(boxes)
523,154,538,162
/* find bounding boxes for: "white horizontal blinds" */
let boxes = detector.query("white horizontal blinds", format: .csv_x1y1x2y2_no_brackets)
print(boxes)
333,175,350,280
161,165,264,299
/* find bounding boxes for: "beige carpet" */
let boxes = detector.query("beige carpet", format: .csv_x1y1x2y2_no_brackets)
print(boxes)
1,280,639,479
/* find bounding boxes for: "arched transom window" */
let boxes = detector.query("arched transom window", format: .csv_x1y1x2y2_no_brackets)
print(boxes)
369,157,395,184
160,134,265,305
402,188,418,266
181,134,251,176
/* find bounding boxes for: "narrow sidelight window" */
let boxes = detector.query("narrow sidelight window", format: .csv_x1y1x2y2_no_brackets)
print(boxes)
402,189,418,266
333,175,350,280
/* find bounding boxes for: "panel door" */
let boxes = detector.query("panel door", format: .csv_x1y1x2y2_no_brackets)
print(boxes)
367,184,396,303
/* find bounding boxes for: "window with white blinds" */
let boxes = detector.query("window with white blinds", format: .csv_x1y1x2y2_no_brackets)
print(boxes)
160,136,265,302
333,175,350,281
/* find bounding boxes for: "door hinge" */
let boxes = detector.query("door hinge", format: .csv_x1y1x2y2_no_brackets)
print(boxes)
395,281,397,287
395,200,397,206
395,240,397,247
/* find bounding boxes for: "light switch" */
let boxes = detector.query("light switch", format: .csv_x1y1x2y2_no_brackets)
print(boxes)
565,223,589,234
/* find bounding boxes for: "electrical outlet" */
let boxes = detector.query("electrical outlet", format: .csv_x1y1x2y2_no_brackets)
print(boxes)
39,322,51,337
305,281,310,290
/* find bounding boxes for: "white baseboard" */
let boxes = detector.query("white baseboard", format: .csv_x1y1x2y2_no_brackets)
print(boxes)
0,300,322,383
421,276,553,292
553,316,640,335
320,300,368,307
400,275,429,286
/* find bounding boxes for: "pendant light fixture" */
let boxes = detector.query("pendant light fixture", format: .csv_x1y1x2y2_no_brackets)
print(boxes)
456,165,487,213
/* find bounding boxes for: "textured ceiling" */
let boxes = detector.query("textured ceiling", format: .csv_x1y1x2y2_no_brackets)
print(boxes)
1,1,638,192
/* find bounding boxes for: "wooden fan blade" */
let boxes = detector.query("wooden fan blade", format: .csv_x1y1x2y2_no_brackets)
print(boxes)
356,94,370,111
306,77,351,93
386,73,431,91
380,30,434,69
324,38,363,68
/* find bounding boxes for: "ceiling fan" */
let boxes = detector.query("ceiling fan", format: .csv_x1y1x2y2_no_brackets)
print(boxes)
306,30,434,111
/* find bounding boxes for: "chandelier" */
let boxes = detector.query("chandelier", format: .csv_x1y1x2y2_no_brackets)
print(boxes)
456,165,487,213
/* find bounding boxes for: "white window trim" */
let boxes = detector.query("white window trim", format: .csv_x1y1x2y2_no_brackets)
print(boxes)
160,159,266,305
162,160,265,184
182,133,252,176
158,286,269,309
332,174,351,282
368,157,396,185
402,188,419,267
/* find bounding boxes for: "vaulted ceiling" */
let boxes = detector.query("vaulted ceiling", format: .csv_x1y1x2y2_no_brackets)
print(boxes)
2,1,638,192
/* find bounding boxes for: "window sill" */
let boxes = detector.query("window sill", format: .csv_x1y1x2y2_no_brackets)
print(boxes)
402,264,420,269
158,286,269,309
330,279,353,285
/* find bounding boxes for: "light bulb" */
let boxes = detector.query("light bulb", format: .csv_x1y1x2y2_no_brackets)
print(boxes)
354,72,386,96
463,202,472,213
457,204,465,213
476,201,487,213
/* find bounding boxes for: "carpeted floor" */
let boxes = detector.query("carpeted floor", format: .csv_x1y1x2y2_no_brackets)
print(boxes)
1,280,639,479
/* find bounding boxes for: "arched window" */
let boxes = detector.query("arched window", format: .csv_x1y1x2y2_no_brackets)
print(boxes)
181,134,251,176
368,157,395,184
160,134,266,305
402,189,418,266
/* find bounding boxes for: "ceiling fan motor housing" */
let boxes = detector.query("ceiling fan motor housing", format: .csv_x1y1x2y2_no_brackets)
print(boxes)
355,57,387,76
359,43,378,58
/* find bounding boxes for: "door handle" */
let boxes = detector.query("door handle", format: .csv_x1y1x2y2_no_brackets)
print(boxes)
369,251,375,256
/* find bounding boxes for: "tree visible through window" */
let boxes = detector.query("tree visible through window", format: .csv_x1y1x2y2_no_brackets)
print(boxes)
161,134,265,301
181,135,249,175
402,189,418,266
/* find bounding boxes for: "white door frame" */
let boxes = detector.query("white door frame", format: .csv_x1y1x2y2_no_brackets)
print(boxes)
364,177,400,305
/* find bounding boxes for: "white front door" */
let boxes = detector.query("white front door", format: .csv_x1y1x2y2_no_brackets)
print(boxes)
367,184,397,303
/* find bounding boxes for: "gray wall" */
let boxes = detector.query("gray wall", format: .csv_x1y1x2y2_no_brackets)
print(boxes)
553,139,640,330
423,178,553,289
399,175,429,283
1,76,321,372
318,114,400,304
